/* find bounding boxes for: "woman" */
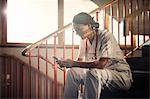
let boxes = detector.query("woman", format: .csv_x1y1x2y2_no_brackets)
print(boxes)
55,12,133,99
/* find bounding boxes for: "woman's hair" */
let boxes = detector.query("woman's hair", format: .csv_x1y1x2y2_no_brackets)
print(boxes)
73,12,99,28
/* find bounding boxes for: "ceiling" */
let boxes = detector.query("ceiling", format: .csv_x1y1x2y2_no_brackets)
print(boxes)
91,0,113,7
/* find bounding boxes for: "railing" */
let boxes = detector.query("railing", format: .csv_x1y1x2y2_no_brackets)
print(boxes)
0,54,64,99
124,38,150,58
21,0,150,99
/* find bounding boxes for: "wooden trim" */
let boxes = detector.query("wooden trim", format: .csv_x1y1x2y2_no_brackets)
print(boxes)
1,0,7,45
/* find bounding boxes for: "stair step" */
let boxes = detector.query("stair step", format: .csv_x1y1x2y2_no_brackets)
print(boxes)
127,57,149,71
142,45,150,57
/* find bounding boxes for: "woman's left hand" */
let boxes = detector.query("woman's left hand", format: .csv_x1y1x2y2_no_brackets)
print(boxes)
55,58,73,68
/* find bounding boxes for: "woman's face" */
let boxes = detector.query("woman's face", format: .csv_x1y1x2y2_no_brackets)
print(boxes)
73,23,93,39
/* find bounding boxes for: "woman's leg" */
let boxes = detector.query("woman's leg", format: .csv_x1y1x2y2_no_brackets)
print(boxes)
83,69,109,99
83,69,132,99
64,68,87,99
104,70,132,91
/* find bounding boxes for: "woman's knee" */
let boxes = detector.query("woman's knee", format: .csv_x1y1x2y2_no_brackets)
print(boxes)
66,68,84,83
66,69,76,79
86,69,100,81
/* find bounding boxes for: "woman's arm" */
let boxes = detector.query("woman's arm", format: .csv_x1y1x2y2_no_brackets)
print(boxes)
56,57,111,69
72,57,109,69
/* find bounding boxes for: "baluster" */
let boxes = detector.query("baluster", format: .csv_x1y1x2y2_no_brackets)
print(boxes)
63,31,66,87
142,0,146,42
136,0,140,47
72,29,74,60
28,51,31,99
37,46,40,99
111,4,114,34
129,0,134,54
54,35,57,99
104,8,106,29
46,40,48,99
117,0,120,44
21,64,24,98
123,0,127,55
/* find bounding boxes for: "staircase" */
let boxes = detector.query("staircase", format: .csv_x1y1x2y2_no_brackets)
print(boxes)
126,44,150,98
0,0,150,99
21,0,150,98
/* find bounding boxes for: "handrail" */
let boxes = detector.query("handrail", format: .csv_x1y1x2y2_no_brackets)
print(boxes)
22,0,118,57
124,38,150,58
22,23,72,56
39,55,64,71
24,54,64,71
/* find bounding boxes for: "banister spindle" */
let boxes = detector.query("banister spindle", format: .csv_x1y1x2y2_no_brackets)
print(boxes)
63,32,66,86
111,4,114,34
28,51,31,99
72,28,74,60
10,57,12,98
21,64,24,98
104,8,106,29
16,61,18,98
123,0,127,55
54,35,57,99
142,0,146,42
96,11,99,22
117,0,120,44
37,46,40,99
45,40,48,99
129,0,134,53
136,0,140,47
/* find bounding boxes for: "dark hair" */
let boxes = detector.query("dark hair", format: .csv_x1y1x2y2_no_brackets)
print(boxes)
73,12,99,28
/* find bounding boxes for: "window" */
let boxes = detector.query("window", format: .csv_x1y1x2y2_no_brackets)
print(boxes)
7,0,58,43
7,0,98,45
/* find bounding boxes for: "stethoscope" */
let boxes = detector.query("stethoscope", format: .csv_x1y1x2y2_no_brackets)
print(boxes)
86,29,98,60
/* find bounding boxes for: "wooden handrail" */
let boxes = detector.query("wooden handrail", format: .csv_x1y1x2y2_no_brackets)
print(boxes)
22,23,72,56
124,38,150,58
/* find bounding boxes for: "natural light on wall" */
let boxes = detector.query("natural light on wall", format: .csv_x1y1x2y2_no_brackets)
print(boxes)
7,0,58,43
7,0,98,44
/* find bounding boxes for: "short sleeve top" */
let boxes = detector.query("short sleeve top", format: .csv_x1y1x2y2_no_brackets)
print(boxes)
78,29,132,72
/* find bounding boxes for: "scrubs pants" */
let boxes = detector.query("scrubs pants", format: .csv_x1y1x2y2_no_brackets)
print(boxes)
64,68,132,99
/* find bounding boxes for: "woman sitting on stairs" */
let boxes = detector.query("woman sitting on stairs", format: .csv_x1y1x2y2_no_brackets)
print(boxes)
55,12,133,99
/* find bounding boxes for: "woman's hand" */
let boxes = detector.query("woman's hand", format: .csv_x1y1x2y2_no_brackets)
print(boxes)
55,58,73,68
